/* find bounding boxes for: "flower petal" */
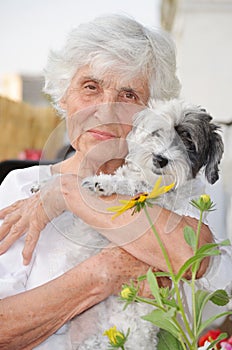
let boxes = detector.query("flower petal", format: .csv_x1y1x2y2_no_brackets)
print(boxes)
107,177,175,219
148,179,175,199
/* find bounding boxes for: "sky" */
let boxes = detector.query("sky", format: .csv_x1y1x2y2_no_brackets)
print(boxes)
0,0,160,76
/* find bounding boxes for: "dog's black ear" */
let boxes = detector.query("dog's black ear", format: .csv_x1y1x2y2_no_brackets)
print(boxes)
205,124,224,184
175,108,224,184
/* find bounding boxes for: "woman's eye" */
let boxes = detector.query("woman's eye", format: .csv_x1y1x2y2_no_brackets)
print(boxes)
121,91,138,102
126,92,135,99
84,84,97,90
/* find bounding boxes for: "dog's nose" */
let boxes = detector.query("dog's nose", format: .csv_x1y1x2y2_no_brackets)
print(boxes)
152,154,168,168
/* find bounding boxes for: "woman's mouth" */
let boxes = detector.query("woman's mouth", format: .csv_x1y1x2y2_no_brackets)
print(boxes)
87,129,117,141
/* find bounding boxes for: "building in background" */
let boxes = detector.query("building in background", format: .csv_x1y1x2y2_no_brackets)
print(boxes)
22,75,49,106
0,74,22,102
0,74,49,106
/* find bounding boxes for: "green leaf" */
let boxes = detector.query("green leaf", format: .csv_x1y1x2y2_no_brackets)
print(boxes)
154,271,172,278
209,289,230,306
195,289,230,331
191,245,220,276
147,268,163,307
176,251,220,281
195,290,211,328
162,297,179,310
219,239,231,246
142,308,180,339
157,329,183,350
137,274,147,281
195,239,230,257
197,311,232,337
159,287,170,299
183,226,196,249
190,199,201,210
196,242,220,255
137,271,172,281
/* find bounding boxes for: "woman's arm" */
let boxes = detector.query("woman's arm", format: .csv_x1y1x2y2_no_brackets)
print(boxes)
0,174,212,273
0,246,150,350
61,175,212,275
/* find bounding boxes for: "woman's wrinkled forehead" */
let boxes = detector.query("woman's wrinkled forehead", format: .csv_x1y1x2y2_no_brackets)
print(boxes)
90,59,148,84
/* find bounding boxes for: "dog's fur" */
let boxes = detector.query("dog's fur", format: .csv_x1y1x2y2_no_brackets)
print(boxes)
82,99,224,211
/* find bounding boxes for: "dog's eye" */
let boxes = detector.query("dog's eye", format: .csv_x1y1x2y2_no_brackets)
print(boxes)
152,154,169,168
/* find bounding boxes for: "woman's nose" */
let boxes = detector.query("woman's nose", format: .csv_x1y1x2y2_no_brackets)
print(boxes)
101,89,118,104
94,101,120,125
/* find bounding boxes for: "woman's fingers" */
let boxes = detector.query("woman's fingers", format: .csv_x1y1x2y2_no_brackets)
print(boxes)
22,228,41,265
22,208,49,265
0,213,21,240
22,196,55,265
0,199,29,243
0,195,43,262
0,199,25,219
0,215,28,254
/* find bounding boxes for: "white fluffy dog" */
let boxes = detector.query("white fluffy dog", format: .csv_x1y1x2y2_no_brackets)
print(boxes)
82,99,224,212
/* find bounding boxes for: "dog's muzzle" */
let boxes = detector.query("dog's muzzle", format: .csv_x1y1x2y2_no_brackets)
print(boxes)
152,154,168,168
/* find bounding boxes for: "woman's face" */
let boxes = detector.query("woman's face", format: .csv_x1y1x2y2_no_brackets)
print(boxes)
60,66,150,164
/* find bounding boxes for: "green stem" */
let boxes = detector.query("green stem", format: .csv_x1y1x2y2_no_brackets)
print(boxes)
135,296,165,308
172,318,192,349
191,210,203,339
144,207,174,277
144,206,193,340
195,211,203,253
179,335,188,350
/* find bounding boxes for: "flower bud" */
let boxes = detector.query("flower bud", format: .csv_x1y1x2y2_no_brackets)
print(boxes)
121,287,133,300
200,194,211,204
103,326,128,347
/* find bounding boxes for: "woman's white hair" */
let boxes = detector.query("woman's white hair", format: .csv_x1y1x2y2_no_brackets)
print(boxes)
43,14,181,115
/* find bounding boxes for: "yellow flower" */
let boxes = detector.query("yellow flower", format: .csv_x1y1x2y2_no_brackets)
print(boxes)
107,177,175,219
121,287,133,300
191,193,215,212
103,326,125,345
200,194,211,204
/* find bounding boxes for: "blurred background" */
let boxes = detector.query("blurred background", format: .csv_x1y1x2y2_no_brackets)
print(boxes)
0,0,231,238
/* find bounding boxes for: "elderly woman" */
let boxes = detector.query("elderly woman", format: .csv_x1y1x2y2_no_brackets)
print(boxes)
0,14,229,350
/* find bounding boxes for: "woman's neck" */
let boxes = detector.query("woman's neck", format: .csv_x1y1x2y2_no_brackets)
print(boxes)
51,152,124,178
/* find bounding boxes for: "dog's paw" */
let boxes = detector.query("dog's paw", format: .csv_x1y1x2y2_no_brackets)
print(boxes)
82,174,117,196
82,177,106,195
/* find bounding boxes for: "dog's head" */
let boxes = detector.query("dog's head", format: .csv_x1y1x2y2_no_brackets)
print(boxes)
127,99,224,187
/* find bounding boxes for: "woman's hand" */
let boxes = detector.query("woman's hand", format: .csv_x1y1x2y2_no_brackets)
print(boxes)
0,176,67,264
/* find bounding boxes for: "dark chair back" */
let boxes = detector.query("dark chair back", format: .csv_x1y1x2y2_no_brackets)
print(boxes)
0,160,49,184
